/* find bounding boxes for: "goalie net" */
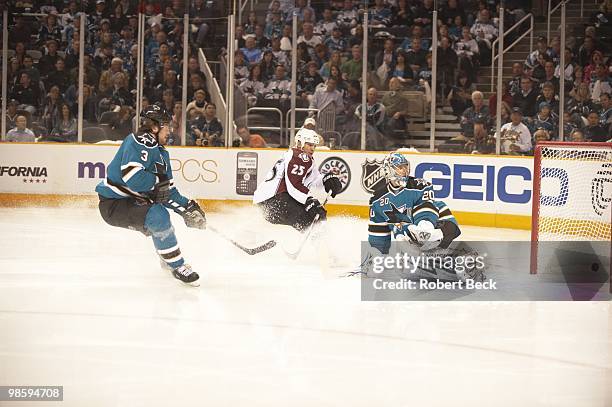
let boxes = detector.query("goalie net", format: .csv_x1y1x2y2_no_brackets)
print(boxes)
530,142,612,274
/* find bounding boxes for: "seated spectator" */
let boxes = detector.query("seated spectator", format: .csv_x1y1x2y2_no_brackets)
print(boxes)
536,82,560,112
599,92,612,127
324,27,348,54
528,102,558,139
320,50,343,80
570,129,585,142
5,100,19,129
374,39,397,76
562,111,578,139
241,36,263,65
237,125,268,148
583,110,610,141
461,91,490,136
590,63,612,102
13,42,26,67
414,0,435,30
11,72,41,115
341,45,365,81
369,0,392,26
500,108,532,154
441,0,467,28
244,11,259,35
234,50,250,83
186,89,209,117
47,58,71,94
6,115,36,142
470,9,497,65
389,50,415,86
110,105,135,136
265,11,284,39
47,103,77,142
310,77,345,115
312,44,330,69
577,36,598,67
7,58,22,89
191,103,224,147
556,48,575,92
405,38,428,74
351,87,387,150
512,76,539,117
254,24,271,49
533,128,551,145
392,0,414,27
530,53,548,83
280,24,293,51
539,60,559,93
568,82,595,121
316,8,338,37
416,53,434,87
525,36,551,69
261,64,292,103
507,62,525,97
455,27,480,81
20,55,41,85
155,70,182,103
192,0,217,47
259,50,277,81
382,77,411,132
448,71,476,116
329,65,348,95
343,79,362,119
336,0,360,29
287,0,315,23
400,25,430,51
271,37,290,67
266,0,285,23
583,50,604,83
39,39,61,75
298,61,324,102
298,22,322,51
9,16,33,48
159,89,176,113
38,13,63,46
240,65,266,107
41,85,64,131
464,117,495,154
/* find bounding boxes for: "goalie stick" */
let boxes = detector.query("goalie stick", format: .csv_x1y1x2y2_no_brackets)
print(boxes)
207,225,277,255
282,192,332,260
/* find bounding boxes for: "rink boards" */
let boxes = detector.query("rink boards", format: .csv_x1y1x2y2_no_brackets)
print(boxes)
0,143,535,229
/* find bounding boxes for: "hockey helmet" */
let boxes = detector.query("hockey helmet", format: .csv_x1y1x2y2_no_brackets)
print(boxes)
294,127,320,148
382,151,410,186
140,104,172,127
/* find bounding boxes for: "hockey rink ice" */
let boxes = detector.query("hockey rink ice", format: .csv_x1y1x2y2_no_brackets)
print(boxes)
0,206,610,406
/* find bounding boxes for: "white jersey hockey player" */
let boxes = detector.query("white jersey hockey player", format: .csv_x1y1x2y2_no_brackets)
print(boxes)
253,127,342,231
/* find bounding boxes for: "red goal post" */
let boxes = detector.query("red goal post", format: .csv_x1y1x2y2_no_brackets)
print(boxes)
530,141,612,275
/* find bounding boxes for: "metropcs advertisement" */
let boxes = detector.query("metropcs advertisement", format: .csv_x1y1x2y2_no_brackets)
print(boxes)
0,143,535,226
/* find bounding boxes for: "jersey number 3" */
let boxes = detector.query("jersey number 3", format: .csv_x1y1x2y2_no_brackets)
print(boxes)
141,150,148,161
290,164,305,176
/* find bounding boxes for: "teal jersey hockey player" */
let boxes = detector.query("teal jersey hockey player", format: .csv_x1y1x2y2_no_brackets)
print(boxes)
96,105,206,286
368,152,461,255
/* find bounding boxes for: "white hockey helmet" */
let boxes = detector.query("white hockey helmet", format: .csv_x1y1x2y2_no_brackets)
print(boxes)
294,127,320,148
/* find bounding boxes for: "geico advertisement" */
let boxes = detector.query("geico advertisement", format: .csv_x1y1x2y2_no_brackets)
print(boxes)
0,143,537,216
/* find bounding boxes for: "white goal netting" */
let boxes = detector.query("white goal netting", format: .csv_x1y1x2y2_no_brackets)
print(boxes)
534,143,612,242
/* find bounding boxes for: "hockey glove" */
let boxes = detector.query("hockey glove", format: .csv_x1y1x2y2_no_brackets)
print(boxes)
322,173,342,197
182,200,207,229
150,179,171,204
305,196,327,221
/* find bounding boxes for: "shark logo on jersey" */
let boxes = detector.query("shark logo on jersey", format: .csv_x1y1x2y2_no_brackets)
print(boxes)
319,156,351,194
383,202,411,224
134,132,158,148
361,158,385,193
591,163,612,216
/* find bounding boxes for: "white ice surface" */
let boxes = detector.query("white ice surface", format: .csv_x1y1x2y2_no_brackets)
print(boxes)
0,206,610,407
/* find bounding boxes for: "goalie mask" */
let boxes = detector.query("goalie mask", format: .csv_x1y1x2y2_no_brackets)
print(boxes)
294,127,320,149
382,152,410,187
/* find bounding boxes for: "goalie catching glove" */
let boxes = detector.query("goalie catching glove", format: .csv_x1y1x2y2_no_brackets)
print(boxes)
305,196,327,221
181,200,207,229
322,173,342,198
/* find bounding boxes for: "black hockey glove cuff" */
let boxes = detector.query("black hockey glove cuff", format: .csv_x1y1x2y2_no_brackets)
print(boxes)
322,173,342,197
182,200,207,229
305,196,327,221
150,179,171,204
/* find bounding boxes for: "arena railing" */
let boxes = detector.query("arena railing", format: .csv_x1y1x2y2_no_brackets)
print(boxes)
490,13,534,92
548,0,578,40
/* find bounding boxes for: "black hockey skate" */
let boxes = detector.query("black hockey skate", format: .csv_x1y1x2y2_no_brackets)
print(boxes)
172,264,200,286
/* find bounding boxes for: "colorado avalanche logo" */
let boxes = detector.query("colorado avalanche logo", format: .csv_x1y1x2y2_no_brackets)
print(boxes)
361,158,385,193
319,156,351,194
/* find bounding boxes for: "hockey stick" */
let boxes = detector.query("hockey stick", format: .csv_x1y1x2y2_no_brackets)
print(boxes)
207,225,277,255
282,192,331,260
